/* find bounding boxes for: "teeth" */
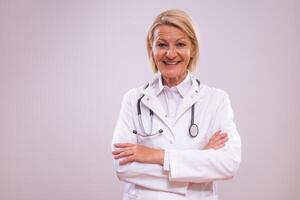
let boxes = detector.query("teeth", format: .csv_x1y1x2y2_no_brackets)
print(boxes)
164,61,179,65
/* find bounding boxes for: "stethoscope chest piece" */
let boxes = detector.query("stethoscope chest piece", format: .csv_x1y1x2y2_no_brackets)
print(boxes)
189,123,199,137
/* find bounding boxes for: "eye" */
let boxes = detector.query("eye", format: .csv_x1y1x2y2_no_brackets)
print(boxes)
176,42,186,47
156,43,167,48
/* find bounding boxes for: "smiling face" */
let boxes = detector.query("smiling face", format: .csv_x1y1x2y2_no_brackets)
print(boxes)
152,25,194,86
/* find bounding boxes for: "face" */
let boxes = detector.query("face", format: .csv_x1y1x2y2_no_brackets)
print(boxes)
152,25,194,82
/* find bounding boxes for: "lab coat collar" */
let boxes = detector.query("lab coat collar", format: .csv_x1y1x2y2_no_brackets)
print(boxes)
154,72,192,98
174,77,205,123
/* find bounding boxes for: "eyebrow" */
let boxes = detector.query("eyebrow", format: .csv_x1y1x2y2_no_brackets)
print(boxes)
155,37,189,42
176,37,189,41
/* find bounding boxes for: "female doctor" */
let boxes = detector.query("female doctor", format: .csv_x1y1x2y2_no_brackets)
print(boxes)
112,9,241,200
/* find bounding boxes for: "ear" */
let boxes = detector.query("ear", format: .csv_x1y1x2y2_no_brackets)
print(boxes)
191,44,196,59
147,40,154,58
190,44,196,58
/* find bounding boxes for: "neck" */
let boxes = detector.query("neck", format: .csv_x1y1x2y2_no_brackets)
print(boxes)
162,71,188,87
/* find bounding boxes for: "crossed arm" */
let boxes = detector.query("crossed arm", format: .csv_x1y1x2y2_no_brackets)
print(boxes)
112,90,241,188
112,130,228,165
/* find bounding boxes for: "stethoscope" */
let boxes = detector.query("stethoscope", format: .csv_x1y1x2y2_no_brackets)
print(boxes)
132,79,200,138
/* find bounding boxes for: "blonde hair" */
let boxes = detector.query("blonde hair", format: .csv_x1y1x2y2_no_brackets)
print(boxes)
147,9,200,72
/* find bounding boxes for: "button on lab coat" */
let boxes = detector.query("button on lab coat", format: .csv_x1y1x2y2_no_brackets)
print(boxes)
112,77,242,200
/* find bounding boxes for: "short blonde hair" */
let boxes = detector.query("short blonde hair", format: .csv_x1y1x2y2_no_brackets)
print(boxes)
147,9,200,72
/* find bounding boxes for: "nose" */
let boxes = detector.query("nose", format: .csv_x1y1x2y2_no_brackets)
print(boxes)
166,46,177,59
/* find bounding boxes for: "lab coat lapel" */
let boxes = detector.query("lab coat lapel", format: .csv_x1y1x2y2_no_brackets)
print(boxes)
175,79,205,123
140,85,174,138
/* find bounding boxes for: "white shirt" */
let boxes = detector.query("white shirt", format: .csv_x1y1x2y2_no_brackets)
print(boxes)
153,73,193,125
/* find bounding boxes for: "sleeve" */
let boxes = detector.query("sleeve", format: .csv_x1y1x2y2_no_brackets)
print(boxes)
166,91,242,183
112,89,188,194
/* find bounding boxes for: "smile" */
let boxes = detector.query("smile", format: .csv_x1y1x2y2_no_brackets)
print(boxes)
163,61,181,65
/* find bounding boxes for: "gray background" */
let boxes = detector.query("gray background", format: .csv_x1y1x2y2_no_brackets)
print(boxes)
1,0,299,199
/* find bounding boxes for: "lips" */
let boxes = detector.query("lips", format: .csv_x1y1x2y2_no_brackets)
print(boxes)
163,61,181,65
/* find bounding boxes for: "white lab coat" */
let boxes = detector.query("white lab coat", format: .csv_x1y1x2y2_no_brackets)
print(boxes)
112,76,241,200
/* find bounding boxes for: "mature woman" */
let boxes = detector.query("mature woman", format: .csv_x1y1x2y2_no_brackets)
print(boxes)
112,9,241,200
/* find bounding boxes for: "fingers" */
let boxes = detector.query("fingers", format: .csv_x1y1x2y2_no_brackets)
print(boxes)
119,155,135,165
210,132,228,143
216,132,228,141
112,143,136,164
112,147,132,155
114,143,134,148
113,149,134,159
210,130,222,140
214,136,229,146
205,131,229,150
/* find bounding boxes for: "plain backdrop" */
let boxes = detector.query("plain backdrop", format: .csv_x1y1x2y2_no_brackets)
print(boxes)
1,0,299,199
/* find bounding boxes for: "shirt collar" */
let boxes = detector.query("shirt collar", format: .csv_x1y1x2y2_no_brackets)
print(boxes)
153,72,193,97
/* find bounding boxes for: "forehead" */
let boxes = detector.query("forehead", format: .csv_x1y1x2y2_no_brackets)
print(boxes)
153,25,189,41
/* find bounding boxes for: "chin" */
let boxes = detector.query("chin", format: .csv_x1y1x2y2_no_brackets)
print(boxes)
161,70,184,79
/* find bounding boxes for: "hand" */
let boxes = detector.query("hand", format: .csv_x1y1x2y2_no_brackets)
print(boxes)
204,130,228,150
112,143,164,165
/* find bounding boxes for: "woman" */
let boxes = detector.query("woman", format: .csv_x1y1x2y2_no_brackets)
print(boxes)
112,9,241,200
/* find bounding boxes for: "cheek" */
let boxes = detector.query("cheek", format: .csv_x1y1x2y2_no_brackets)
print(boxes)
182,50,192,61
152,50,164,62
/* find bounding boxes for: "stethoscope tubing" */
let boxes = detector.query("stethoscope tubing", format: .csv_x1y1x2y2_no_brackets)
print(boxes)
133,79,200,138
